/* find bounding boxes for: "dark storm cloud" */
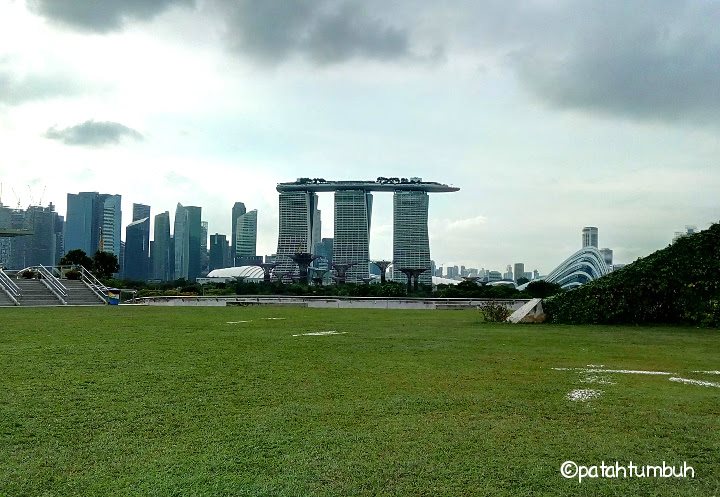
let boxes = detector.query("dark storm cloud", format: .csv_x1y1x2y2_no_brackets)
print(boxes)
28,0,194,32
45,121,143,146
499,0,720,123
218,0,412,64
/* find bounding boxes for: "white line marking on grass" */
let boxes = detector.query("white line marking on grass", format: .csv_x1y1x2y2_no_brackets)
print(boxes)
553,367,673,375
567,389,603,401
292,331,348,337
692,370,720,375
586,364,605,368
585,369,673,375
669,377,720,388
226,320,251,324
262,317,287,320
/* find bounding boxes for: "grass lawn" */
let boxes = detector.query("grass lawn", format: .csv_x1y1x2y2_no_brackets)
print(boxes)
0,306,718,496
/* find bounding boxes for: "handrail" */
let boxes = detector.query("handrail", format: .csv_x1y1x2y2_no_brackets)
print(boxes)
36,265,67,305
77,265,108,303
0,268,20,305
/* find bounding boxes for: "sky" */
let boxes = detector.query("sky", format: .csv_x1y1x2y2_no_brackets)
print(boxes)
1,0,718,274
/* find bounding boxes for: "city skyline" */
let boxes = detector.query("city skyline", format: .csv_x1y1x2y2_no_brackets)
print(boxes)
1,1,718,272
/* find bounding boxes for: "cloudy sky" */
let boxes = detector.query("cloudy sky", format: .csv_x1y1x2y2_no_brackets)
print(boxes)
1,0,718,273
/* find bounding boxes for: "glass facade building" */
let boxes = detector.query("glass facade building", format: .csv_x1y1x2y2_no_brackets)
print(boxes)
152,211,171,281
333,190,372,282
275,191,320,276
392,190,431,286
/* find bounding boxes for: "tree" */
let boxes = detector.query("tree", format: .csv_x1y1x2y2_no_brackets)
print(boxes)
516,277,530,286
59,249,93,269
92,251,120,280
525,280,562,298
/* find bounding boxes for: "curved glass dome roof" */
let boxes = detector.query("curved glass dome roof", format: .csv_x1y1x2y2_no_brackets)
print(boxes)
543,247,610,289
206,266,265,280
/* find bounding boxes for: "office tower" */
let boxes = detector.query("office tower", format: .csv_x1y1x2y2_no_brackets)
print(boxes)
599,248,613,266
99,194,122,258
334,190,372,282
504,265,513,281
514,263,525,282
231,202,246,265
124,217,150,280
153,211,171,281
0,203,12,267
582,226,599,248
132,203,151,222
173,204,202,281
392,190,431,285
201,220,209,274
209,234,229,270
235,209,258,266
64,192,121,258
54,213,64,263
6,204,60,268
315,237,333,271
173,204,189,280
186,206,202,281
64,192,97,255
275,191,320,275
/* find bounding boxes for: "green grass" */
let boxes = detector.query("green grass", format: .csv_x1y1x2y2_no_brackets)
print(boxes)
0,307,718,496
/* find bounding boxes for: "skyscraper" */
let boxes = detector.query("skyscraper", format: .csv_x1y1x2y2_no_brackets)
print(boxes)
275,191,320,275
392,190,431,285
334,190,372,282
64,192,97,256
236,209,258,266
186,206,202,281
124,217,150,280
65,192,121,259
132,203,151,222
6,204,61,268
200,220,209,275
513,263,525,282
209,234,229,270
173,204,189,280
582,226,599,248
99,194,122,259
153,211,171,281
231,202,246,265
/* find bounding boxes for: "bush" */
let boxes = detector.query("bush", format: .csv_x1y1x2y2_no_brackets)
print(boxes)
20,270,36,279
65,270,82,280
480,301,512,322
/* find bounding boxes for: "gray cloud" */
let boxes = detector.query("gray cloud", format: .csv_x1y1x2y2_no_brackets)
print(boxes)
0,65,84,104
45,121,143,146
28,0,194,32
218,0,412,65
501,0,720,123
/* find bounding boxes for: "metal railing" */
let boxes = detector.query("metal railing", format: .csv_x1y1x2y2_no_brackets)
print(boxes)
35,265,68,305
77,265,108,303
0,268,20,306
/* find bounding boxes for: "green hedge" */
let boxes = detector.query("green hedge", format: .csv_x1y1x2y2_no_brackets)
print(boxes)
544,223,720,327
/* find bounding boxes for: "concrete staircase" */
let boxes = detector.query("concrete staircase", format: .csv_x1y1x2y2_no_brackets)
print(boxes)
0,290,15,306
14,279,64,306
62,280,106,305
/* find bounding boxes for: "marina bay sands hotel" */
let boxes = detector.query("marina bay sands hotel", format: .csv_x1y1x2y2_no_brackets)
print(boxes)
275,177,459,284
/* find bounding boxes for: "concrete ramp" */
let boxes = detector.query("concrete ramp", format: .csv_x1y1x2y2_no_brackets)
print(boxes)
507,298,545,324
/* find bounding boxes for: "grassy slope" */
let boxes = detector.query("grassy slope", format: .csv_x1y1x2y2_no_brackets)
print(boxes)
0,307,718,496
